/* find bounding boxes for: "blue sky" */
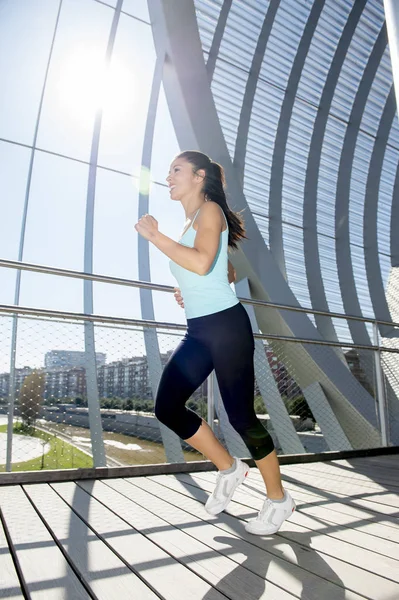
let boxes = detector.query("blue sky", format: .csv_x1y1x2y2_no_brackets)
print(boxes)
0,0,189,370
0,0,397,372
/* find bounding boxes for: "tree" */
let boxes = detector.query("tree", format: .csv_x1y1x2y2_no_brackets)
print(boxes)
254,395,267,415
286,395,314,421
18,371,45,430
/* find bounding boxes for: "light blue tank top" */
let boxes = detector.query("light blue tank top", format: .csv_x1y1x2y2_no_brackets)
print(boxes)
170,206,239,319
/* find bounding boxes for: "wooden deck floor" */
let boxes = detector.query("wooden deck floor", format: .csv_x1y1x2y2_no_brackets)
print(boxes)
0,455,398,600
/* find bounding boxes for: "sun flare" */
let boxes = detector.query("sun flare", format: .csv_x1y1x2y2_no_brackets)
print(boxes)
56,44,134,127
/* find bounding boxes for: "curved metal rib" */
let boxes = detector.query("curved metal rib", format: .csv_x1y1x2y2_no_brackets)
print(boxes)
83,1,123,467
269,0,325,276
233,0,279,185
138,53,184,462
303,1,366,343
335,25,387,345
205,0,232,81
149,0,382,448
6,1,64,472
390,161,399,266
364,85,396,336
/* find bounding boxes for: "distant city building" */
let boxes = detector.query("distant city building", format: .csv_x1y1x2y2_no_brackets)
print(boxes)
0,348,297,404
0,365,87,404
0,372,9,398
0,367,37,401
44,350,106,370
44,367,87,401
98,356,151,400
0,352,177,404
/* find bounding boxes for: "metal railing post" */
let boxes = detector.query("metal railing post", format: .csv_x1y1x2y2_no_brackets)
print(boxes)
373,322,389,446
5,316,18,472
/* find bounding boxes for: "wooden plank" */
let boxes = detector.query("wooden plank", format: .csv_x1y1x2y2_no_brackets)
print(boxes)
347,455,399,469
227,470,399,548
0,461,217,486
0,517,24,599
131,478,367,600
293,503,399,557
341,467,399,483
0,485,89,600
331,459,399,484
252,467,399,500
280,478,399,520
195,465,399,525
78,478,298,600
281,462,399,491
315,456,399,471
24,483,159,600
50,480,225,600
348,456,399,470
106,476,352,600
278,467,399,509
213,465,399,526
280,483,399,538
259,466,399,514
191,469,399,522
173,472,399,580
283,462,399,491
1,453,397,487
194,469,399,559
149,473,399,599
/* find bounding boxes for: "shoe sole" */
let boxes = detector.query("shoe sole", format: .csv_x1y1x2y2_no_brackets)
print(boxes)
205,465,250,516
245,503,296,536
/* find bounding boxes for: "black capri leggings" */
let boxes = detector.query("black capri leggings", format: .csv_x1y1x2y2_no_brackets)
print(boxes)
155,302,274,461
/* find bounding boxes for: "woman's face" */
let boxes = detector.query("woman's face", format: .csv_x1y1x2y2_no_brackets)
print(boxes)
166,158,202,201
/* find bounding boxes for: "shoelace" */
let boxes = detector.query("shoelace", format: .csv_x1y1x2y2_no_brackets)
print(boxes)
258,498,273,520
213,472,225,500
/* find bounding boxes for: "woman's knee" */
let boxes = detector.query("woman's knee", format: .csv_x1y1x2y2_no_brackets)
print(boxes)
229,418,275,460
155,399,202,439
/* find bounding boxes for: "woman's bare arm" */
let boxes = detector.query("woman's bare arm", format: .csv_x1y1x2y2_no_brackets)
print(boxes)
135,202,224,276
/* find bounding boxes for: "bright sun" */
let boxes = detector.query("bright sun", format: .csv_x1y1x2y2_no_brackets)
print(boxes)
56,44,134,127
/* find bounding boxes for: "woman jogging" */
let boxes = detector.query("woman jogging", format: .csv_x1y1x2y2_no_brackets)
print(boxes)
135,150,295,535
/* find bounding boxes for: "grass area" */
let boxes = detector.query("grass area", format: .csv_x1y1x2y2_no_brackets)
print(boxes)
0,423,93,472
33,421,202,465
0,421,202,470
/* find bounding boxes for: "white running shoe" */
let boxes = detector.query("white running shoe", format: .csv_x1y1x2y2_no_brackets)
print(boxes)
205,458,250,516
245,491,296,535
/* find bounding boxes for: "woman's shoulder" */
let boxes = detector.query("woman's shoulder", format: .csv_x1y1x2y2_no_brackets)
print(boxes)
197,201,224,222
193,202,224,232
192,201,226,233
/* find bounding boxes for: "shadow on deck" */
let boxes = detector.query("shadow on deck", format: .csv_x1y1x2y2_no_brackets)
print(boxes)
1,454,398,599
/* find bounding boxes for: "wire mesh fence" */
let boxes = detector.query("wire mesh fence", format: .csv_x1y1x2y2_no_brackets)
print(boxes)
0,313,200,471
1,304,397,474
380,347,399,447
207,337,381,458
261,340,379,453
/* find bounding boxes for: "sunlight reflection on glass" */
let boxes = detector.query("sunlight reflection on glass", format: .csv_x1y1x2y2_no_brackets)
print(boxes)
138,165,151,196
131,165,152,197
55,43,134,128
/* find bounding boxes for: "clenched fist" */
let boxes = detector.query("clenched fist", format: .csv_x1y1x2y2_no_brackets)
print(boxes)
174,287,184,309
135,214,159,240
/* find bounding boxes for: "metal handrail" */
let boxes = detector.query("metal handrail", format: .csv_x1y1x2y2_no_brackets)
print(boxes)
1,258,399,329
1,302,399,354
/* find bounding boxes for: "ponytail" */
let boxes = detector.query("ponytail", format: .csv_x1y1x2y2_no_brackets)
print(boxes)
176,151,246,250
